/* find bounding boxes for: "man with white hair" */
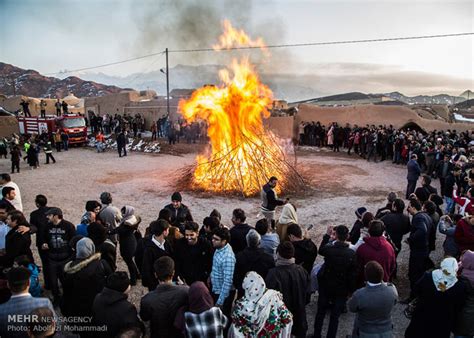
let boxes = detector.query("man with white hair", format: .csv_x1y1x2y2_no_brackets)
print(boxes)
233,229,275,298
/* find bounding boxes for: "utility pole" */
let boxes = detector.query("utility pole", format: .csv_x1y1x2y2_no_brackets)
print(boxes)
166,48,170,118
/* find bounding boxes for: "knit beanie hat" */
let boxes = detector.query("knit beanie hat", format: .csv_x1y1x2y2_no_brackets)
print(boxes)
278,241,295,259
355,207,367,219
106,271,130,293
171,192,182,202
76,237,96,259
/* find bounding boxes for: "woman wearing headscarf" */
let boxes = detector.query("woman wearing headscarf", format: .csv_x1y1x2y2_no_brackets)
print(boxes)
231,271,293,337
276,203,298,242
405,257,467,338
110,206,141,285
454,250,474,338
183,281,228,338
61,238,112,320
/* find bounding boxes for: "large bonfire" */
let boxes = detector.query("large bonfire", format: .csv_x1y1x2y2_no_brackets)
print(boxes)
177,20,305,197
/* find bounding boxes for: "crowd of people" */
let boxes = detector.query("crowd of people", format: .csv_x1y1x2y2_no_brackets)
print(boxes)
1,123,474,337
299,121,474,166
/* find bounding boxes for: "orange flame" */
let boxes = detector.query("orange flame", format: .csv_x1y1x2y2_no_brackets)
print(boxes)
179,21,287,196
213,20,268,55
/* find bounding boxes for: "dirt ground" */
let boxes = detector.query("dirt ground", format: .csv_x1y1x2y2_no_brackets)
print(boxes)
0,143,445,337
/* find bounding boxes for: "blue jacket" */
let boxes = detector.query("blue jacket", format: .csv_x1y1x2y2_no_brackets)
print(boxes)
407,159,421,181
28,263,42,297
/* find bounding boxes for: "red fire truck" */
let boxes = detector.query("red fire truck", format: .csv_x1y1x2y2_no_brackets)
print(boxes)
17,114,87,144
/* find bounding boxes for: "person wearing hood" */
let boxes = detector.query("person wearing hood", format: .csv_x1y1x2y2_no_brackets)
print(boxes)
231,271,293,337
454,250,474,337
234,229,275,298
287,223,317,274
355,220,396,287
276,202,298,242
61,237,112,320
183,281,228,338
92,271,144,338
110,206,141,285
405,257,466,338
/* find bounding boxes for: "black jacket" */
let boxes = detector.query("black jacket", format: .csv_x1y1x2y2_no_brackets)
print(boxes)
261,183,285,211
61,253,112,317
0,226,33,268
229,223,253,254
265,264,309,337
163,204,193,231
141,238,173,290
381,212,411,251
29,206,50,247
349,220,364,245
96,239,117,272
92,287,143,338
415,184,438,203
234,247,275,296
42,219,76,261
443,173,456,198
110,218,140,259
293,239,318,273
407,212,433,257
318,235,357,298
174,237,213,285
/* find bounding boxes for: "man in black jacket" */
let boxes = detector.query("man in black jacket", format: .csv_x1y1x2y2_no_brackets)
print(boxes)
234,229,274,298
141,220,173,291
414,175,438,203
287,223,317,274
29,194,51,289
0,210,33,269
260,177,287,227
41,207,75,303
117,129,127,157
405,198,433,302
92,271,144,337
229,208,253,254
314,225,357,338
163,192,193,233
174,221,213,285
381,198,411,256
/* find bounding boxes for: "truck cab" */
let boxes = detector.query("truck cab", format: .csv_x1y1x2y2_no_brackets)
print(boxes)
56,114,87,144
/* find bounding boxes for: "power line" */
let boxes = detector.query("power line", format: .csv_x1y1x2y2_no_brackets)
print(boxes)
44,32,473,76
169,32,474,53
43,51,165,76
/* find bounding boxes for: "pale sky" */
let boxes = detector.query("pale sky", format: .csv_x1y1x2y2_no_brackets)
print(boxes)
1,0,473,95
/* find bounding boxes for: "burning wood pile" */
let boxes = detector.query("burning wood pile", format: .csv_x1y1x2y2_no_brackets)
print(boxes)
176,21,306,197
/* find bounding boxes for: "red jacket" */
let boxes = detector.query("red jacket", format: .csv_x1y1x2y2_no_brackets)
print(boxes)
356,236,396,286
455,218,474,252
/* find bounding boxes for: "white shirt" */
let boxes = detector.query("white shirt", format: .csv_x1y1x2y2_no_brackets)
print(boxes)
152,236,166,251
0,181,23,211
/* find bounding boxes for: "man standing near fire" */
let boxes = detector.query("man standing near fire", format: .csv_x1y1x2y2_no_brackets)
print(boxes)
260,176,288,228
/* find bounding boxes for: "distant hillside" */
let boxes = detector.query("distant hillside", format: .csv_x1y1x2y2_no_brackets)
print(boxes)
0,62,127,98
460,90,474,99
383,92,465,105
